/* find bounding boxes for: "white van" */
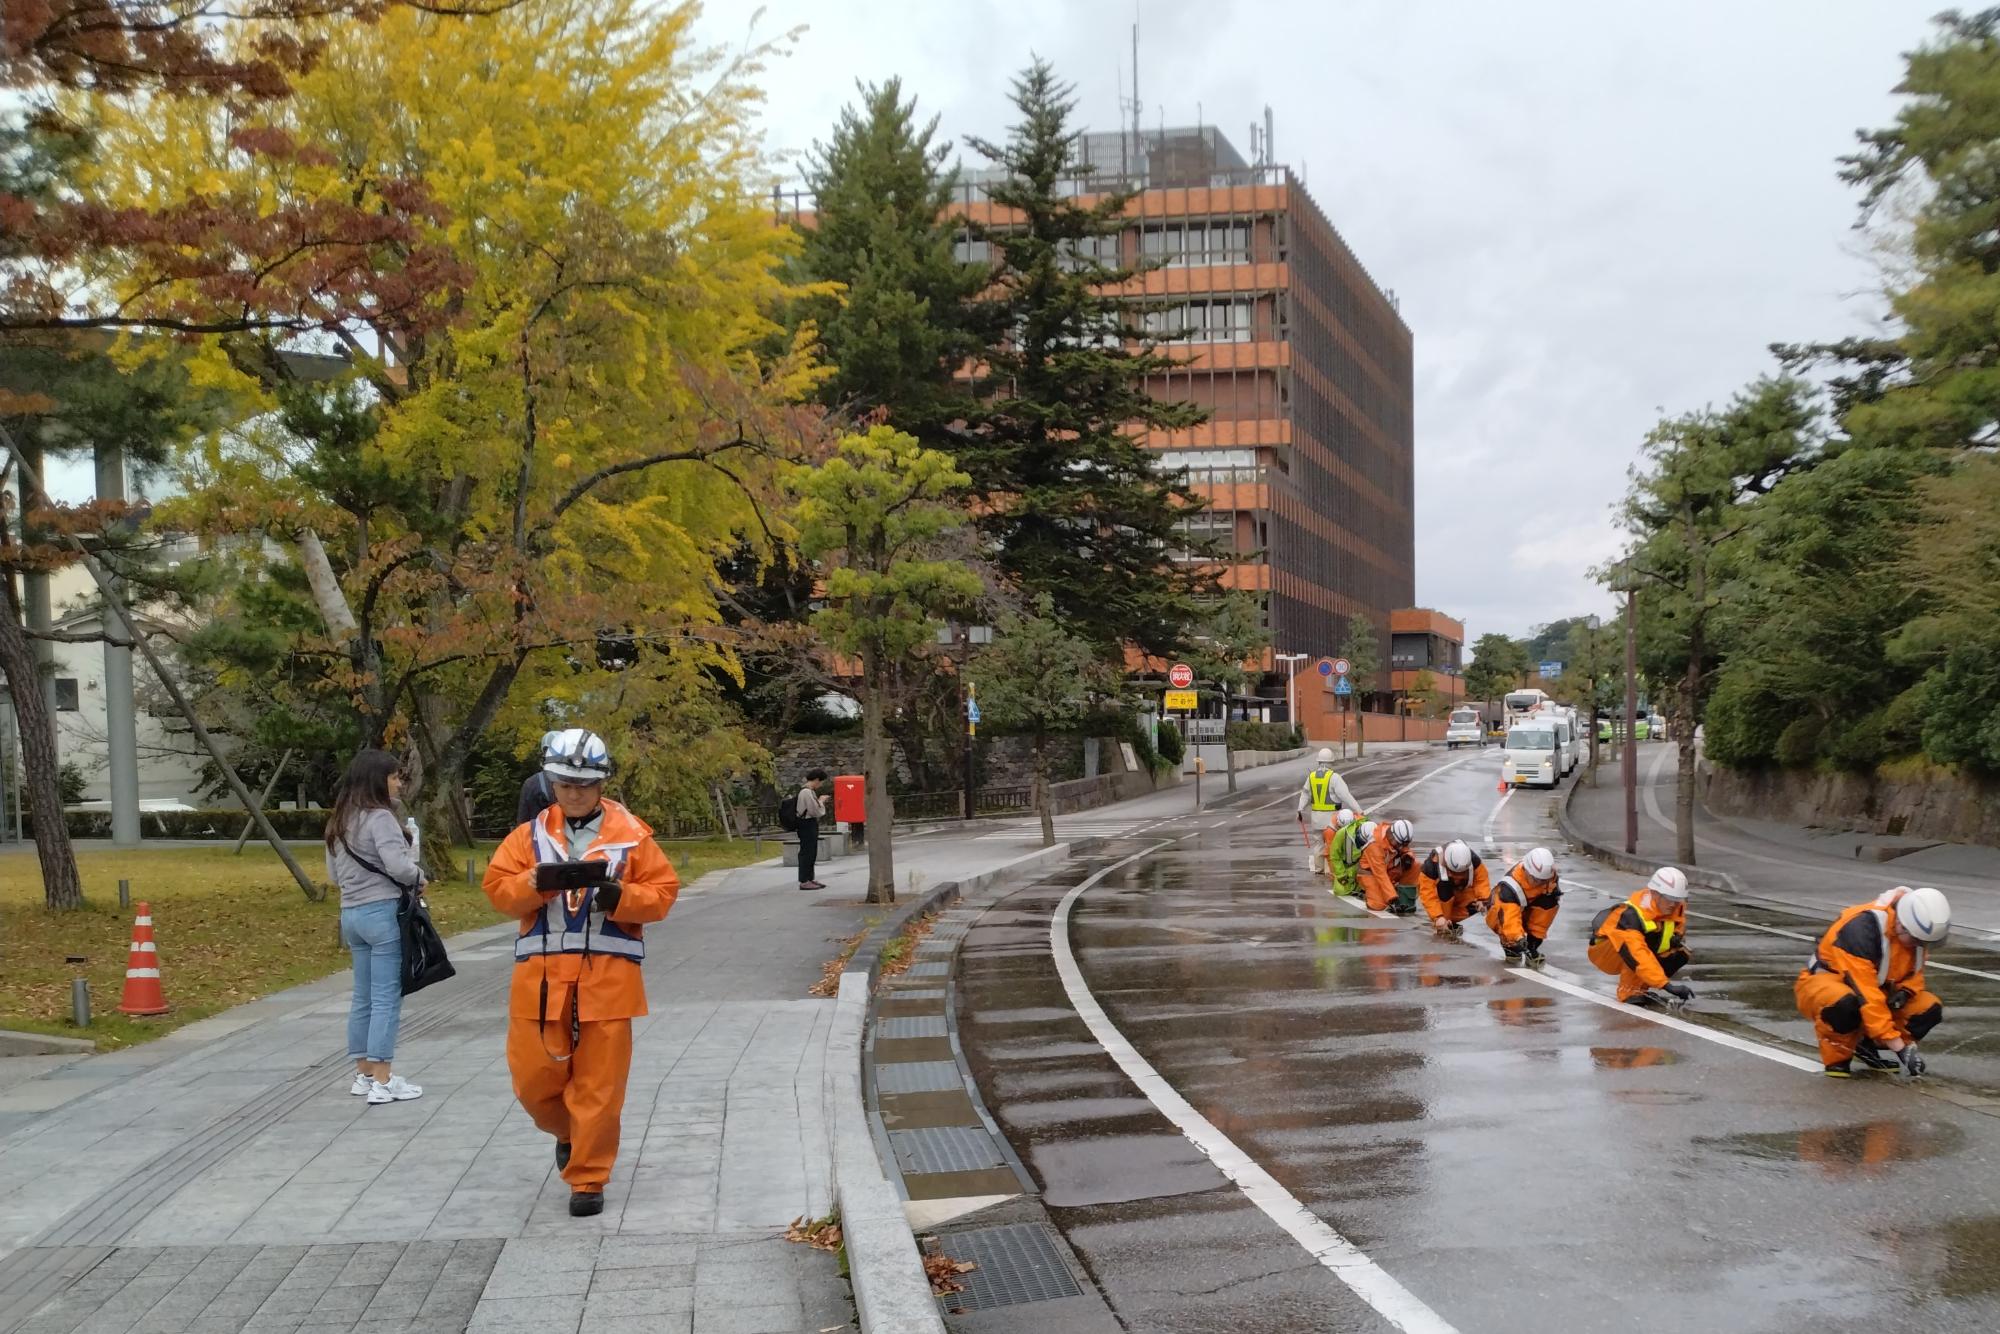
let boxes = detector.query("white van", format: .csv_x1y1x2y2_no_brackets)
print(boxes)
1503,722,1561,789
1549,712,1577,776
1445,707,1484,749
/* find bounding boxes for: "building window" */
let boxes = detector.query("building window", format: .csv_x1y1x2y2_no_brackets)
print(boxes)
54,678,80,712
953,236,993,265
1057,234,1119,271
1153,448,1260,483
1141,298,1253,344
1167,510,1236,561
1139,221,1252,267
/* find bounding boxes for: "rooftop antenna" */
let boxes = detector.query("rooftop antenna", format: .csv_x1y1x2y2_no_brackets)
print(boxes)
1131,20,1141,166
1265,104,1275,168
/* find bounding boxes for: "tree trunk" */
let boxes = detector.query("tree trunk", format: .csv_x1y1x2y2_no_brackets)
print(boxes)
1034,729,1053,848
1355,696,1366,758
0,583,82,909
860,659,896,904
1677,635,1701,866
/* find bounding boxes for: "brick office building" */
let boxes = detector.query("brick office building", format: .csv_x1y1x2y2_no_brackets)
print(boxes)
778,124,1419,723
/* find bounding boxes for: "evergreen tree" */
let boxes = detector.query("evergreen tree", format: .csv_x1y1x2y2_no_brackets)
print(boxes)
797,78,981,436
959,59,1216,655
1339,614,1383,757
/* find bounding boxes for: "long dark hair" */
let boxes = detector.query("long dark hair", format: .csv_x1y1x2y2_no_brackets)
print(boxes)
326,749,402,848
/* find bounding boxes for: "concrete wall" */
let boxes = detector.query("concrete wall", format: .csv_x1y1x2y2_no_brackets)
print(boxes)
1704,763,2000,849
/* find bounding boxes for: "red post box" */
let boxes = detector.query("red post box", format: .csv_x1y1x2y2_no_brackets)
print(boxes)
832,774,865,825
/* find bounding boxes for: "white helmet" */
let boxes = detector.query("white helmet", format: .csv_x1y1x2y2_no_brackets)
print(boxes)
539,729,562,758
1315,748,1334,765
1645,866,1689,902
1335,809,1357,828
1441,840,1473,875
1357,821,1378,844
1389,818,1414,847
543,728,613,783
1522,847,1556,881
1895,886,1951,944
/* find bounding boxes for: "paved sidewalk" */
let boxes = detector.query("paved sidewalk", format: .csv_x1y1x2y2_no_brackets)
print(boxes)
1567,743,2000,937
0,814,1112,1334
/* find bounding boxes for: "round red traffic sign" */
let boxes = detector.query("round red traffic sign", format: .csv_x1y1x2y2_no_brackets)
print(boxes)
1332,657,1352,676
1167,663,1194,689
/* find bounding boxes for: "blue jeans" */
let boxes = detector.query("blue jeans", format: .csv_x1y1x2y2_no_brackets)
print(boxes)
342,900,404,1062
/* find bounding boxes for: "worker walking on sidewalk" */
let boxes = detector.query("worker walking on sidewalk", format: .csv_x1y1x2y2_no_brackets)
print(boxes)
1487,847,1561,966
483,729,679,1217
1296,749,1360,874
1358,818,1421,915
1794,886,1949,1079
1586,867,1693,1007
1418,839,1491,938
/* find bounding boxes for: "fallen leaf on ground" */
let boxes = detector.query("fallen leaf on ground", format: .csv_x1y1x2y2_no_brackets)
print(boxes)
786,1214,843,1252
923,1251,977,1295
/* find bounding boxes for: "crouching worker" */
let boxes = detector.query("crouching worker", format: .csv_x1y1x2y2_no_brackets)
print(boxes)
1328,811,1366,896
1487,847,1561,967
1418,839,1490,938
1586,867,1693,1008
483,728,679,1216
1794,886,1949,1079
1359,819,1421,915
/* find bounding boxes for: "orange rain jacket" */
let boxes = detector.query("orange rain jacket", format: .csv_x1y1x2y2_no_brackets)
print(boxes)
1587,891,1688,1000
1486,862,1562,947
1358,827,1420,912
483,801,680,1021
1416,848,1492,925
1796,898,1932,1047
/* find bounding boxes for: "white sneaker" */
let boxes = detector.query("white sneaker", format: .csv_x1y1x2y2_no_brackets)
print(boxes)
349,1073,373,1096
367,1075,423,1105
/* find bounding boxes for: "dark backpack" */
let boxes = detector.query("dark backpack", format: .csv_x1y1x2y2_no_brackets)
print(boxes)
777,793,801,832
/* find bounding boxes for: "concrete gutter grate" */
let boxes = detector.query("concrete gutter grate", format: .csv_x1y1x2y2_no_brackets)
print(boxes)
906,961,951,977
876,1015,949,1039
933,1222,1083,1312
887,987,946,1000
875,1061,965,1094
888,1126,1006,1174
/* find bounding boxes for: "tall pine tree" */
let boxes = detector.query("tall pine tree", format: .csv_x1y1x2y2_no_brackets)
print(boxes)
960,59,1216,655
798,79,981,435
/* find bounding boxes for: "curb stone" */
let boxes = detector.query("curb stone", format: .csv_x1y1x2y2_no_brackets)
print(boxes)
1556,774,1741,893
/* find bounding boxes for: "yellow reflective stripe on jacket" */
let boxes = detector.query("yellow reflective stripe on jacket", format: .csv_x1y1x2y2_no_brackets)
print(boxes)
1308,770,1337,811
1634,905,1676,955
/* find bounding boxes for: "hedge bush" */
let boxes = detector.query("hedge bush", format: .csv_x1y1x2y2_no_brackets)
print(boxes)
1155,720,1185,765
63,807,334,841
1226,722,1305,752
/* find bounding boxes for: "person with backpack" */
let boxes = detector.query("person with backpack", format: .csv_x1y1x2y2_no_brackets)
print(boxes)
515,729,562,828
326,749,426,1106
782,769,829,891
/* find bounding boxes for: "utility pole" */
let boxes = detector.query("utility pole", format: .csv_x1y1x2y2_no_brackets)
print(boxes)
95,442,140,848
1623,583,1639,856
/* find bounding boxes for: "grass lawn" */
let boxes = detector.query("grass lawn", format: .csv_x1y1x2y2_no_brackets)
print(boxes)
0,836,773,1051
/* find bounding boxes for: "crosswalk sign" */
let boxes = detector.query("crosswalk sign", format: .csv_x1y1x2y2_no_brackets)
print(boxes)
1333,677,1352,696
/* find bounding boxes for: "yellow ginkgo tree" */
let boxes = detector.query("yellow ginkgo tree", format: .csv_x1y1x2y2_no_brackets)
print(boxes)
79,0,830,844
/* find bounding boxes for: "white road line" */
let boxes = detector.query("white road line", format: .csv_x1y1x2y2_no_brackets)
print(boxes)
1480,786,1515,858
1562,876,2000,986
1055,848,1459,1334
1360,754,1480,811
1321,890,1827,1074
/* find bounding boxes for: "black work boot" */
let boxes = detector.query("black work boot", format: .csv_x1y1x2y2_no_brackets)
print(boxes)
569,1190,604,1217
556,1140,572,1170
1853,1041,1898,1072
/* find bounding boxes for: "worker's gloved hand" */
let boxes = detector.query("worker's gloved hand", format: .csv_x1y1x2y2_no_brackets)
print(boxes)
591,879,623,917
1888,987,1915,1011
1899,1045,1926,1078
1432,916,1452,933
1663,982,1695,1003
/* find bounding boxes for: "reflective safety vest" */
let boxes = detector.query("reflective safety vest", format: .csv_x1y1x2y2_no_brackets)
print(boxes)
1634,904,1676,956
514,813,646,963
1307,770,1340,811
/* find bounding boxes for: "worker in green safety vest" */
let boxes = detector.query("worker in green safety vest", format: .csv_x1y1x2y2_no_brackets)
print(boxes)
1295,748,1360,874
1329,812,1369,895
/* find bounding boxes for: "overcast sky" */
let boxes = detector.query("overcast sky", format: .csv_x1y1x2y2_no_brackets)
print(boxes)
694,0,1935,652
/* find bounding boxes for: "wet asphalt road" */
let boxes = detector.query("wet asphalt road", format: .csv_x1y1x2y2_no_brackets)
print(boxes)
955,749,2000,1333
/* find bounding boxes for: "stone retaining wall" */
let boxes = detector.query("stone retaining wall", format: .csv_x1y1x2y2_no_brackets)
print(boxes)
1703,763,2000,848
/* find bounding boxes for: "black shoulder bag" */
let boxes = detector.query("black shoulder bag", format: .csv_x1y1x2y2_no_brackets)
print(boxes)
341,836,457,996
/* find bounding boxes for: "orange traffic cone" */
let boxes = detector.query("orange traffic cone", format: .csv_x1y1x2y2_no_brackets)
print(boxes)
118,901,168,1016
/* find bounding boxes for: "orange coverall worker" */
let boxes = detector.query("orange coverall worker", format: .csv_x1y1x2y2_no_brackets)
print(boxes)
1793,899,1942,1069
1587,892,1689,1002
1358,828,1421,914
483,801,679,1193
1486,863,1562,959
1416,849,1492,927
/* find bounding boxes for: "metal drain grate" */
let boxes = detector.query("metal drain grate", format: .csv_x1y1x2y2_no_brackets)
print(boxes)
933,1222,1083,1312
876,1015,948,1039
886,987,946,1000
888,1126,1005,1174
875,1061,965,1094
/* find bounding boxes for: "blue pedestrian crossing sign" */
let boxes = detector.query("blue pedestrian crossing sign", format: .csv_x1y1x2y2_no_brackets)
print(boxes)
1333,677,1352,696
966,700,981,724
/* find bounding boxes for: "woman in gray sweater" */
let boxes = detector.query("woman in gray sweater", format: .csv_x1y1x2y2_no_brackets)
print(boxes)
325,750,426,1105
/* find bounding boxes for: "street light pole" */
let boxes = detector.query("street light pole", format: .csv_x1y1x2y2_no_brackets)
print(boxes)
1623,584,1639,856
1276,652,1308,736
